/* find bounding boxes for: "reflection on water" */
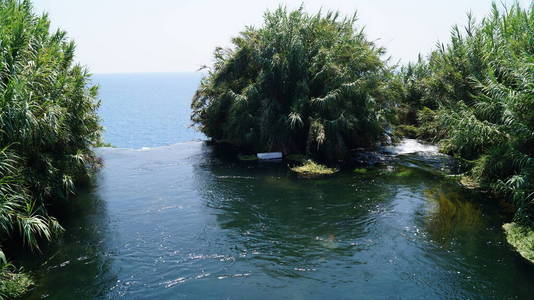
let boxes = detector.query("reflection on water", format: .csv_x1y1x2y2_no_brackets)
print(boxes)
424,187,484,244
196,160,392,280
18,142,534,299
17,186,117,299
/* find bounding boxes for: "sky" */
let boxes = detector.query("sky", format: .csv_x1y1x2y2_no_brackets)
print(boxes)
33,0,531,74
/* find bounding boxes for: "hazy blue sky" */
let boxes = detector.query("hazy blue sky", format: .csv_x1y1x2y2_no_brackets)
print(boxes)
33,0,530,73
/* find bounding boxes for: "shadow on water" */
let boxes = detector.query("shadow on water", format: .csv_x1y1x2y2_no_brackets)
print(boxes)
423,187,485,245
18,178,117,300
416,183,534,298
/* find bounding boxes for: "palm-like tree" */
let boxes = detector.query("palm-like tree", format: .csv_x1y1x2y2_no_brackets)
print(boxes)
399,2,533,227
192,7,396,161
0,147,62,256
0,0,101,269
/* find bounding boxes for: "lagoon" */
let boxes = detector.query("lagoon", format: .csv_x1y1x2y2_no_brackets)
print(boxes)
19,73,534,299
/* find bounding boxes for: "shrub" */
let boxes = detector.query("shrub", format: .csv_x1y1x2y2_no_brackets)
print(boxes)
0,264,33,299
192,6,395,161
0,0,101,269
393,124,418,139
398,2,534,228
291,160,337,177
503,223,534,263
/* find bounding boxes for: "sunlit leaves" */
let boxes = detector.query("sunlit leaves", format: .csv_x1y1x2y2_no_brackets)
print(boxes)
402,2,534,226
0,0,100,259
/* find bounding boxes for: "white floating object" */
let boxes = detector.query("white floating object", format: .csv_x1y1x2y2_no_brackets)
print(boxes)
257,152,283,160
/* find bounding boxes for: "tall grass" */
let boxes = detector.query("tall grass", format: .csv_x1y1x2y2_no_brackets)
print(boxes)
0,0,102,282
397,2,533,227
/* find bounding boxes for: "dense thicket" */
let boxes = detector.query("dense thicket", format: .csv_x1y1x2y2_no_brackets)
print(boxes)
192,7,397,161
0,0,101,281
397,2,533,227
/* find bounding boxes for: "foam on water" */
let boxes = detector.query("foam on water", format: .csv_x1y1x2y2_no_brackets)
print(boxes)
381,139,439,155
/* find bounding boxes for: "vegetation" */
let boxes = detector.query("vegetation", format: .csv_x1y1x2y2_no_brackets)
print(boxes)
238,154,258,161
291,160,337,177
396,2,534,234
503,222,534,263
95,141,115,148
192,2,533,260
393,124,418,139
192,6,398,161
0,0,101,295
353,168,368,174
0,264,33,299
0,0,531,293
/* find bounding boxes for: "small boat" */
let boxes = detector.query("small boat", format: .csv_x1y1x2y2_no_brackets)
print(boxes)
257,152,283,160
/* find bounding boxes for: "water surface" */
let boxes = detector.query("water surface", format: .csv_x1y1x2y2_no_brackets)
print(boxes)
20,142,534,299
18,73,534,299
93,73,204,148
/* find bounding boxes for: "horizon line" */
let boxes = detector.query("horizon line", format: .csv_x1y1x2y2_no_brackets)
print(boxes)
92,70,207,75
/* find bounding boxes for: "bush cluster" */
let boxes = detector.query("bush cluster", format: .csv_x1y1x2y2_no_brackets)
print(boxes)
0,0,101,288
192,7,398,161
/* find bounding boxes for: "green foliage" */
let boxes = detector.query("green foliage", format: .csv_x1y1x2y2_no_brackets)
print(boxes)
394,55,434,126
394,168,416,178
393,124,418,138
94,141,115,148
353,168,368,174
0,263,33,299
291,160,337,177
0,148,62,252
503,222,534,263
0,0,101,268
238,154,258,161
416,107,441,141
398,2,534,227
192,6,395,161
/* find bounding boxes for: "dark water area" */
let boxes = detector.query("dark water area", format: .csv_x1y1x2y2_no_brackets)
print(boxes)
18,142,534,299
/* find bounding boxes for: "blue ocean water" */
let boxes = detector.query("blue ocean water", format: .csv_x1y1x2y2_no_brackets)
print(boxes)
93,73,205,149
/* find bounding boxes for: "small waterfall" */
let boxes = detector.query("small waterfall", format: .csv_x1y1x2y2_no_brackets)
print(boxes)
381,139,439,155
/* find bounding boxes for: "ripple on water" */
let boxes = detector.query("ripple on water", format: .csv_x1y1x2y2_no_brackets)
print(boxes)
18,140,534,299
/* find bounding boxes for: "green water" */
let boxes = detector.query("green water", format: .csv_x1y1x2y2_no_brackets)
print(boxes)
18,142,533,299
